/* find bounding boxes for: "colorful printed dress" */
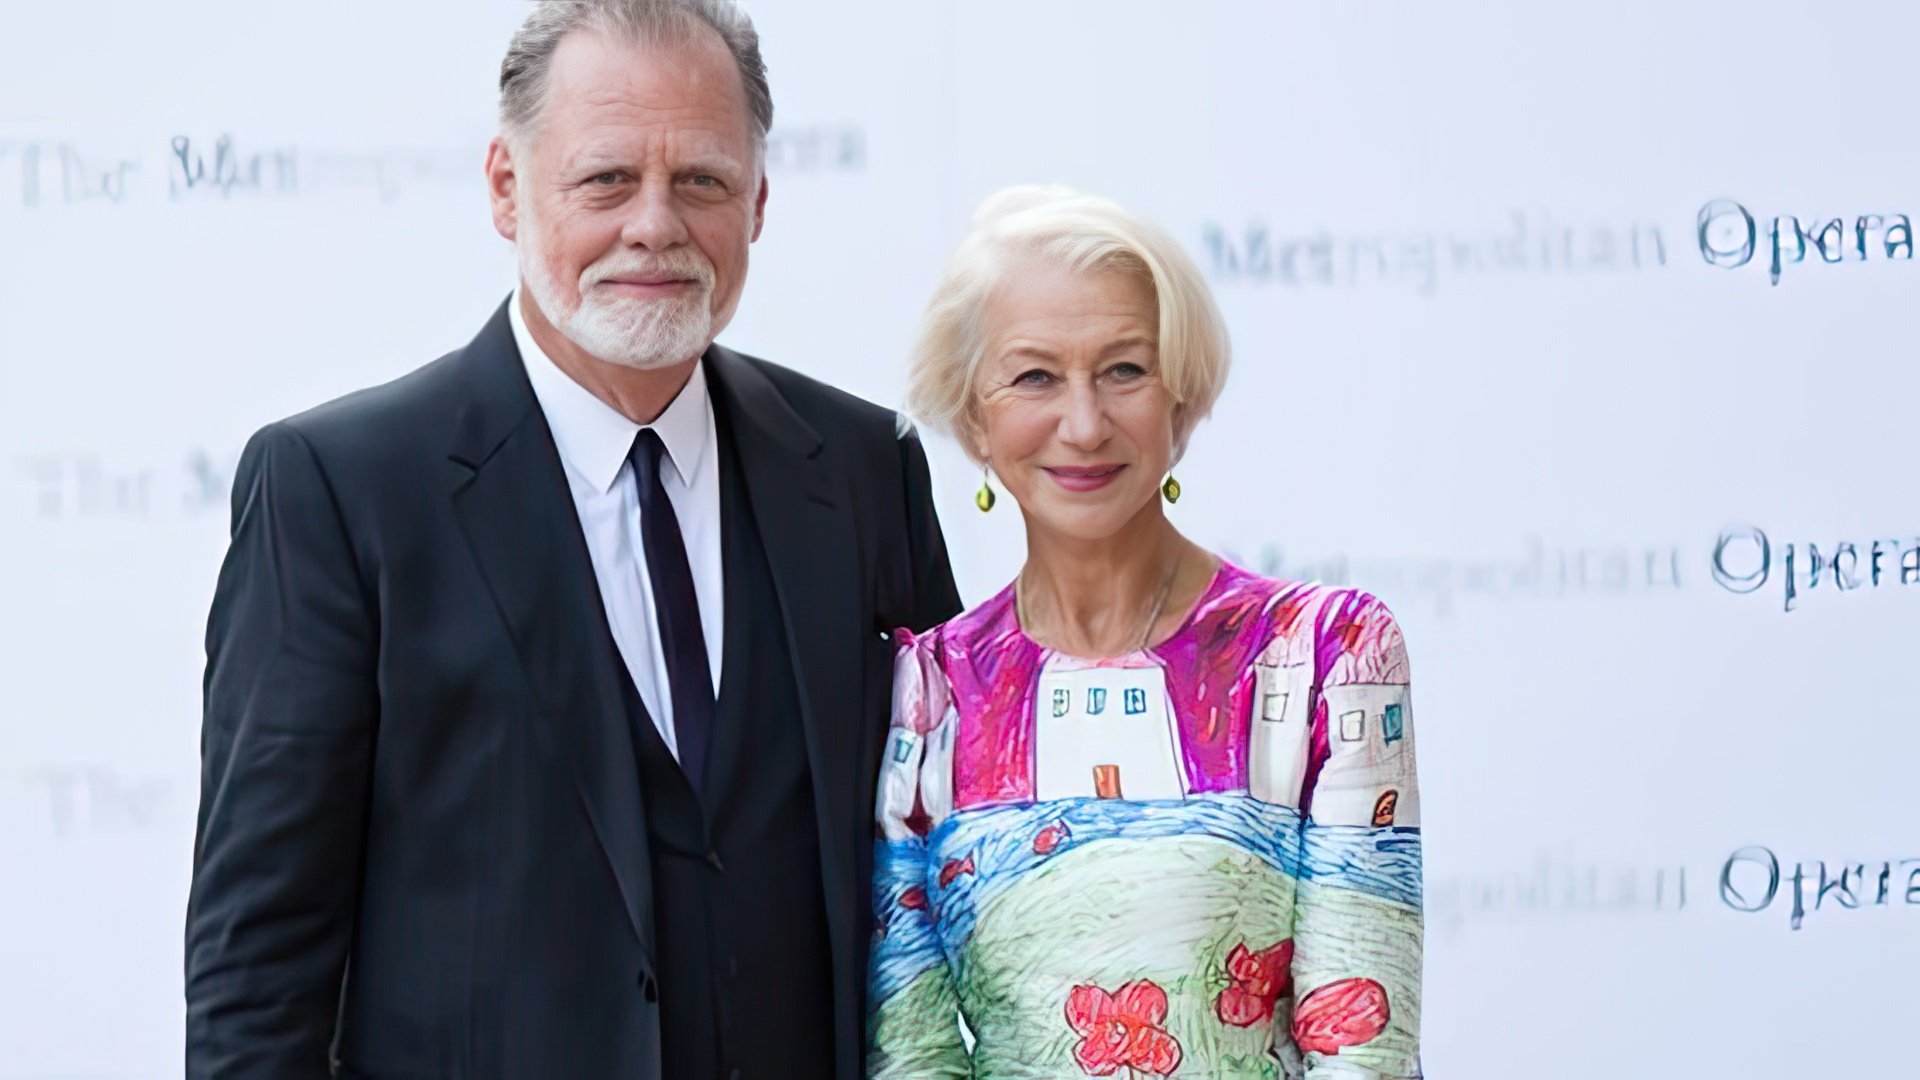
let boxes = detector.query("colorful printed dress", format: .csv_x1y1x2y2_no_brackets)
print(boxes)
867,562,1423,1079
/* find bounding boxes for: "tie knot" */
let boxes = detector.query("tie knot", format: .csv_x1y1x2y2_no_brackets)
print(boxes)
629,427,667,480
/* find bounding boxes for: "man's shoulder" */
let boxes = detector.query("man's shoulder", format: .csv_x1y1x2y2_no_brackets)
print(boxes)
242,304,520,495
717,344,901,440
270,303,517,460
277,347,474,450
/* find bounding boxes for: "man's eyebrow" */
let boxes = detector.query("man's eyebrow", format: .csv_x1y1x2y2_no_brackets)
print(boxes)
560,150,624,173
676,155,749,175
558,151,747,176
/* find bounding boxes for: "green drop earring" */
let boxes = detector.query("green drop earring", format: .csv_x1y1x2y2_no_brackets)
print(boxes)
976,466,996,512
1162,472,1182,504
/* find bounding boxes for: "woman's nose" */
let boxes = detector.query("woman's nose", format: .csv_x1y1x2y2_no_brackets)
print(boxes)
1057,380,1111,450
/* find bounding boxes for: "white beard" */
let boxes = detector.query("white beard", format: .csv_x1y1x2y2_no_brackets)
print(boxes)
517,214,716,371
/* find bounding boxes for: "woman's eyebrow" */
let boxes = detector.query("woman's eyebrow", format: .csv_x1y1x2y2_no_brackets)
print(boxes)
999,344,1059,362
1098,336,1156,358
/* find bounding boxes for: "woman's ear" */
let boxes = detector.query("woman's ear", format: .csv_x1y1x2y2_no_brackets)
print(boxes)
1167,408,1189,468
964,414,992,466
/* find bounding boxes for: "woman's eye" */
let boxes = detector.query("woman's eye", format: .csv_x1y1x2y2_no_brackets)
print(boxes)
1013,369,1054,387
1107,362,1148,380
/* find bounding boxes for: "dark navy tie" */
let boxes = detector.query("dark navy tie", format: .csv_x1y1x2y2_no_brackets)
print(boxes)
628,428,713,794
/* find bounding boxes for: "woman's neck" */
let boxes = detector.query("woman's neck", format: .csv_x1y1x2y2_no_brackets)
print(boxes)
1017,506,1215,659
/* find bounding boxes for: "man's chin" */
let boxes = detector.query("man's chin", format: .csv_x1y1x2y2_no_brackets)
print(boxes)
597,348,705,373
564,308,712,371
577,295,708,331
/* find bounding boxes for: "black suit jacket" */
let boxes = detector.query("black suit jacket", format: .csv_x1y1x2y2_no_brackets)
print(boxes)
184,300,961,1080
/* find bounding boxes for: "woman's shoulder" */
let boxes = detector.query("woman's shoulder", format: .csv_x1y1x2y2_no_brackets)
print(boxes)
889,583,1018,694
893,580,1021,664
1198,561,1407,670
1186,558,1323,635
888,561,1409,677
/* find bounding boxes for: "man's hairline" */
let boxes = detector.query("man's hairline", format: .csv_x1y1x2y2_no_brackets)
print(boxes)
500,23,769,170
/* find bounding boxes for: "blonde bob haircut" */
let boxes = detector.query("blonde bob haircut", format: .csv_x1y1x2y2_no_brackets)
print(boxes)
904,185,1231,463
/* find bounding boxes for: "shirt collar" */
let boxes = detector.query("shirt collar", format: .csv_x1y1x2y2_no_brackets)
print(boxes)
510,286,713,496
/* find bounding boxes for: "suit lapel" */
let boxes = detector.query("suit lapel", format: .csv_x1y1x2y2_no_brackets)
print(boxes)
703,346,864,966
702,429,755,799
446,299,654,962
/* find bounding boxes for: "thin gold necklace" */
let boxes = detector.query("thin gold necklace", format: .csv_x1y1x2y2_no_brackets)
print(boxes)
1017,557,1181,657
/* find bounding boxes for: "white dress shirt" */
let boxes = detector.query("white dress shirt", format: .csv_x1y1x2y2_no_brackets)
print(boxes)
510,288,724,761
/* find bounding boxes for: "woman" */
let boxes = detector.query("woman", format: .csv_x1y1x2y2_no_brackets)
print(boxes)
866,187,1423,1079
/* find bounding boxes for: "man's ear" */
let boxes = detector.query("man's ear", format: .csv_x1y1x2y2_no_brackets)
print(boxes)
749,173,769,243
485,136,521,242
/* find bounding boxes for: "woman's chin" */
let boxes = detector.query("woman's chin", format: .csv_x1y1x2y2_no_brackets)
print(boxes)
1019,494,1159,546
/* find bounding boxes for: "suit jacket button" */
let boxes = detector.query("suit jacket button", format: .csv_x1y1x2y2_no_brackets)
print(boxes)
639,973,658,1003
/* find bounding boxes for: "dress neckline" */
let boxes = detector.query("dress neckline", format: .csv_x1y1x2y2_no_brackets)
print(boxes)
1008,559,1231,662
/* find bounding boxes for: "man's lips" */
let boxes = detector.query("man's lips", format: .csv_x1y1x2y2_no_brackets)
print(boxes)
594,275,703,295
1042,464,1127,492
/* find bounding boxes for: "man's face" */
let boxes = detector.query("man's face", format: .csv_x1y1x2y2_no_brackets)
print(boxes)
488,28,767,370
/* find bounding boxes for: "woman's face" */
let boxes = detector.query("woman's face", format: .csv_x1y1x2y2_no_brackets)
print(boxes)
972,262,1176,544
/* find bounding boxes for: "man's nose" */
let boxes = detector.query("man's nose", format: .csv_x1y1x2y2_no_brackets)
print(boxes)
619,176,691,250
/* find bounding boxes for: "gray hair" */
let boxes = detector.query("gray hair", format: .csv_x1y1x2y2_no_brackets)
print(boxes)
499,0,773,146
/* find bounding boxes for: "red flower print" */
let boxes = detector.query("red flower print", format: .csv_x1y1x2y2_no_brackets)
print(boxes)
1292,977,1391,1056
1064,980,1183,1076
1214,940,1294,1027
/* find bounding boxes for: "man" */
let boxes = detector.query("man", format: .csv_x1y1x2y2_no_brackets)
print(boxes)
182,2,960,1077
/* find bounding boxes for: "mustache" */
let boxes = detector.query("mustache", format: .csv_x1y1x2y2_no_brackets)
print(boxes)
580,250,716,291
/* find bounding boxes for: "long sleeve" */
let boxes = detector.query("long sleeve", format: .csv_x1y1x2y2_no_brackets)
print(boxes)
184,423,378,1079
866,632,971,1078
890,419,963,634
1288,591,1424,1079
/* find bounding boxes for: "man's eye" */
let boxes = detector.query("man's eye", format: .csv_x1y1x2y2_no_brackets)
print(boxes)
689,175,721,188
591,172,621,185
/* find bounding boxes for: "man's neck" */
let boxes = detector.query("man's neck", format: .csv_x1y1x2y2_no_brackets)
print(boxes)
519,289,699,425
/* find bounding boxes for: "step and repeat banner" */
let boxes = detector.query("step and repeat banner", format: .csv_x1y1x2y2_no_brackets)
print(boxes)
1,1,1914,1076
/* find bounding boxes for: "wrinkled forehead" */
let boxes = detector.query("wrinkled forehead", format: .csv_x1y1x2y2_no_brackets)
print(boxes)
547,117,755,182
535,27,759,155
978,264,1161,363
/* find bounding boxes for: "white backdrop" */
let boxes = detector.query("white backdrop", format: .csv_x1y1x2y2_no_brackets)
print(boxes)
2,1,1916,1077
